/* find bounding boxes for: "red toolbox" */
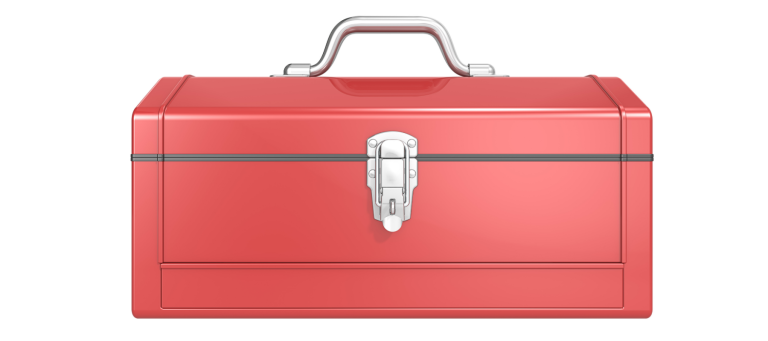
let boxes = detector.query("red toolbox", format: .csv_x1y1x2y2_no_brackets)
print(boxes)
132,17,652,318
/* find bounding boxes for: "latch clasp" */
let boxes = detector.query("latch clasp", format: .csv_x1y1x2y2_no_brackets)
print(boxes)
366,132,418,232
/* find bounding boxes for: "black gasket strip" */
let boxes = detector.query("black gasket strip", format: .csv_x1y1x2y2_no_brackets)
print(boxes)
131,154,653,162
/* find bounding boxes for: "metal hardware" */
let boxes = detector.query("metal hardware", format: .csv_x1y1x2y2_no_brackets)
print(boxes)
366,131,418,232
383,215,402,232
284,63,310,76
278,16,499,77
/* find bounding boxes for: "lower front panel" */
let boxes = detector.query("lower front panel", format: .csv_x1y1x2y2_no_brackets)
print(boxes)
161,267,623,309
134,160,652,318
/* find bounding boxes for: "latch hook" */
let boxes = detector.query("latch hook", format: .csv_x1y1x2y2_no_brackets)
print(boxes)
366,132,418,232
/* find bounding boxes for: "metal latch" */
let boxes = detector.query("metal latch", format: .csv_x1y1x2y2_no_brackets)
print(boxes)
366,132,418,232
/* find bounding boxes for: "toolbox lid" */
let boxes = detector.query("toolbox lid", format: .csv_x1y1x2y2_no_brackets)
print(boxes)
149,76,627,154
167,77,618,112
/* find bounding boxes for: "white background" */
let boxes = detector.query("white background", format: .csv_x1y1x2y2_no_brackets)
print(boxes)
1,0,766,340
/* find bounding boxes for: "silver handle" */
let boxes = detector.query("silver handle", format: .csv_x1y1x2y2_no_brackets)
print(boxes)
281,16,496,77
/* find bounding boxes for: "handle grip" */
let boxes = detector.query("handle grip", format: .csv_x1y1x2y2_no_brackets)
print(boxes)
281,16,496,77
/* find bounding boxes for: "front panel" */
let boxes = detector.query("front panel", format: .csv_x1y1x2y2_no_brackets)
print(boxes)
163,161,621,262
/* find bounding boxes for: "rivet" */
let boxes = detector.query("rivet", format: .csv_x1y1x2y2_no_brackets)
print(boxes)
368,139,377,148
368,170,376,178
409,169,416,178
407,139,416,148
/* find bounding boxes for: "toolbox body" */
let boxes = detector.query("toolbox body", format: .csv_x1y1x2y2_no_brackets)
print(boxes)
131,17,652,318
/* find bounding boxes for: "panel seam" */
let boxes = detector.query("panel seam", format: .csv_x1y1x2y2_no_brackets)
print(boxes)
157,75,194,266
586,75,628,266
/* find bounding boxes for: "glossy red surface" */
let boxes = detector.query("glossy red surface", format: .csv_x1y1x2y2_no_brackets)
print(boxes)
162,268,623,309
131,77,180,154
132,76,652,318
163,77,620,154
163,161,620,262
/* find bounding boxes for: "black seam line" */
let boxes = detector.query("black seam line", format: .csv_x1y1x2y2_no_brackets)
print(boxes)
131,154,653,162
